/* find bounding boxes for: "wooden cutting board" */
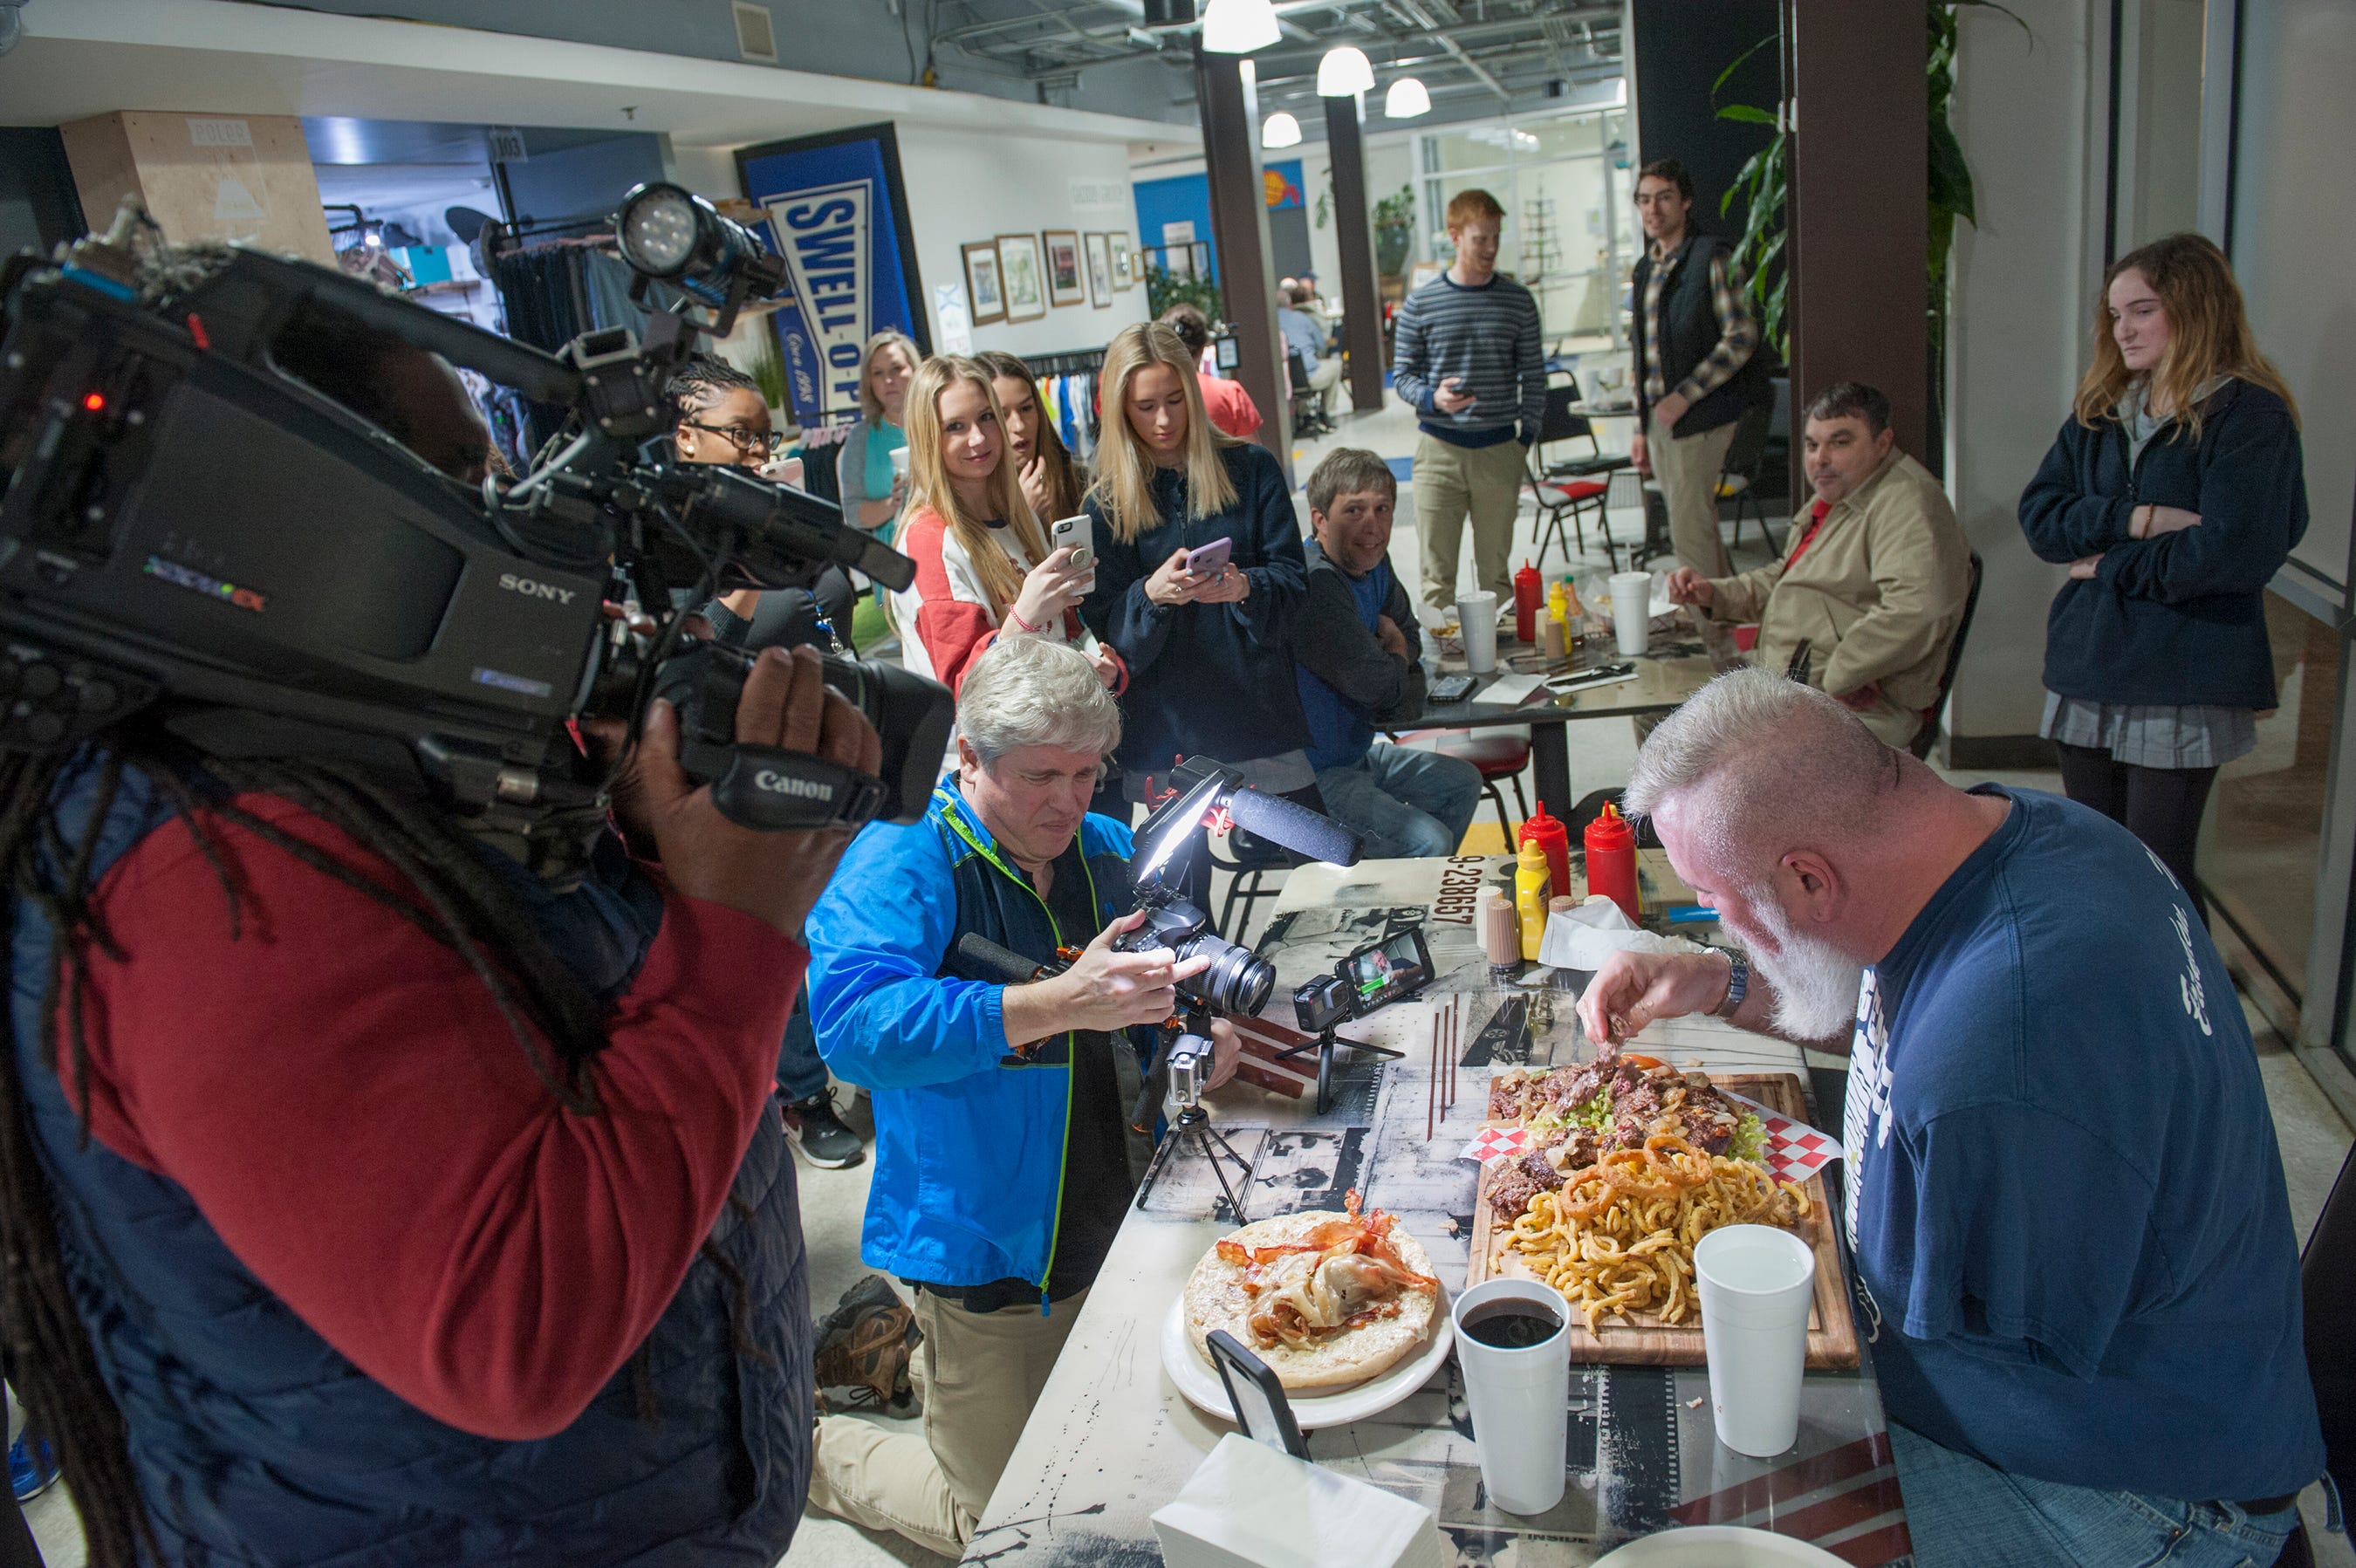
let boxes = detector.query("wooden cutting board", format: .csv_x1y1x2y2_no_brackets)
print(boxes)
1466,1072,1859,1369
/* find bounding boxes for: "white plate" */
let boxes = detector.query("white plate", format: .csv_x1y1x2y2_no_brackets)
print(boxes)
1594,1525,1850,1566
1160,1290,1454,1431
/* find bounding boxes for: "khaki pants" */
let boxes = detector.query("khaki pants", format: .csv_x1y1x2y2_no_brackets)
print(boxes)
1414,432,1527,620
1305,353,1343,414
806,1286,1087,1558
1648,413,1738,577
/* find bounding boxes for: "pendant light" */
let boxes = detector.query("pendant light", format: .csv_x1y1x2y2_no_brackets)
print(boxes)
1316,45,1376,97
1261,111,1304,148
1200,0,1279,53
1384,76,1432,118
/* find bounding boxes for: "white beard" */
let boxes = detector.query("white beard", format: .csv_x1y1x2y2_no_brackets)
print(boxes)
1746,899,1867,1042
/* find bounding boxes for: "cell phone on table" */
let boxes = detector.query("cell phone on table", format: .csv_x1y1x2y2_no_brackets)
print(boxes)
1206,1330,1310,1458
1185,536,1234,577
1429,673,1476,704
1050,513,1092,572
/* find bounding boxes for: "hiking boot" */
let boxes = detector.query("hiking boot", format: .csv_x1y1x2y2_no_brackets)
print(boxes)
782,1092,864,1168
813,1274,919,1412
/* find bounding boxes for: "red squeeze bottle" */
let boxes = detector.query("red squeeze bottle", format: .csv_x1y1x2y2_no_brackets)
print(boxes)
1585,801,1641,923
1517,805,1572,899
1513,558,1542,643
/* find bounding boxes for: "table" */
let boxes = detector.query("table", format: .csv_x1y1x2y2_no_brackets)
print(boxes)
1566,400,1642,421
1413,627,1723,818
966,856,1911,1567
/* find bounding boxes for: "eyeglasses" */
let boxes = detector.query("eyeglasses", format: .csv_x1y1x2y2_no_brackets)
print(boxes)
681,420,784,455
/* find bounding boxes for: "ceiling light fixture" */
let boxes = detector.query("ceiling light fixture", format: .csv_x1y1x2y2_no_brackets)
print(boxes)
1384,77,1432,118
1200,0,1279,53
1316,45,1376,97
1262,111,1304,148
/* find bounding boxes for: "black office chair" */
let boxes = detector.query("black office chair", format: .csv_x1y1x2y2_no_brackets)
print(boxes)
1714,401,1780,558
1908,551,1984,762
1285,348,1333,438
1536,377,1633,482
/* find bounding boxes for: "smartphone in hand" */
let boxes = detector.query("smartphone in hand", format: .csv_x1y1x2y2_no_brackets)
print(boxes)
1051,514,1092,572
1184,536,1234,577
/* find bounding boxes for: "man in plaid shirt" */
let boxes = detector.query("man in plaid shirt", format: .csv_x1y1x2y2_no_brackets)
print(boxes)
1629,158,1773,577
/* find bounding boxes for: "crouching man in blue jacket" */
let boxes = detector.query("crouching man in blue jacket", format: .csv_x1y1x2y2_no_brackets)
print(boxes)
803,637,1241,1557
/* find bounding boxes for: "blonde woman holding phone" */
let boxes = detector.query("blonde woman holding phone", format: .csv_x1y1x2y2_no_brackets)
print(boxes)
892,355,1121,695
1080,322,1313,822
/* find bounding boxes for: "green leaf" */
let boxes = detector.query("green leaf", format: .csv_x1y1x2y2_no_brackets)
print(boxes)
1710,32,1779,106
1928,114,1976,225
1716,104,1778,126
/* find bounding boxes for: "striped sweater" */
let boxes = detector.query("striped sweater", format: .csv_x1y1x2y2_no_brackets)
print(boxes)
1389,271,1546,449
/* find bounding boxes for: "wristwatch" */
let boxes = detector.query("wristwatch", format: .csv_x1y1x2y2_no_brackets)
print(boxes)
1714,951,1750,1018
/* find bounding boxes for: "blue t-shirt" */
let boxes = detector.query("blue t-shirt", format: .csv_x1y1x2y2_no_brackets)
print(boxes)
1295,542,1389,771
1277,306,1326,368
1847,785,2321,1500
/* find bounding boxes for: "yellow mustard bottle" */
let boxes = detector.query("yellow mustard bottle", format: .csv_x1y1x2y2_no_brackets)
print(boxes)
1514,838,1551,962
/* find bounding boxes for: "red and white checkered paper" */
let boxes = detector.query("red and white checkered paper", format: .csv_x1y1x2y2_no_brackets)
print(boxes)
1458,1092,1841,1188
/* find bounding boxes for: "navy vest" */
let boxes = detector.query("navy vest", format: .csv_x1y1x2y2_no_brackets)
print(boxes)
10,757,812,1565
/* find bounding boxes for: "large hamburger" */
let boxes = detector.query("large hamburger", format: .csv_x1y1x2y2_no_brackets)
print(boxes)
1182,1192,1442,1392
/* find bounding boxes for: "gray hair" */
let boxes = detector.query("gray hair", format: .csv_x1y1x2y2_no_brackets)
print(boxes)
957,637,1123,766
1626,668,1902,875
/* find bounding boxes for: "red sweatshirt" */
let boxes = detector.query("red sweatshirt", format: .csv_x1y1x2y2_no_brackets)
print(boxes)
72,793,803,1441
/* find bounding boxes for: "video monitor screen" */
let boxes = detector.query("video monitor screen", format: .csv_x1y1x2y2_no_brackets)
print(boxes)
1346,928,1430,1010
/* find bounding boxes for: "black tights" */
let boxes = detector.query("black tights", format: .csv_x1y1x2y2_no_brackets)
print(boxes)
2052,743,2218,900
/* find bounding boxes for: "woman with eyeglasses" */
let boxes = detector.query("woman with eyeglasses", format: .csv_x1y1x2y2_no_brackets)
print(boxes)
668,357,860,658
836,330,920,545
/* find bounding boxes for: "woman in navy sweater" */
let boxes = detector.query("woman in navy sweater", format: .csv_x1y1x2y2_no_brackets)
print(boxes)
1082,322,1312,814
2019,232,2306,895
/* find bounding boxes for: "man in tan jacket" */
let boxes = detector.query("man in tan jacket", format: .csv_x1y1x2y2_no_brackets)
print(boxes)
1668,382,1971,750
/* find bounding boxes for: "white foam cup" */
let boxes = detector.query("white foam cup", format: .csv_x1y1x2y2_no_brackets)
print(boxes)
1450,1279,1571,1515
1458,591,1499,674
888,446,911,481
1609,571,1654,657
1694,1224,1817,1457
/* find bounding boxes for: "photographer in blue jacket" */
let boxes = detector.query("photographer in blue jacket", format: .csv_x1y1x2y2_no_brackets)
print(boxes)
801,636,1240,1558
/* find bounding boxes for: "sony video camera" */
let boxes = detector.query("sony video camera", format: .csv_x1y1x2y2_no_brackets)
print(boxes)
0,187,953,880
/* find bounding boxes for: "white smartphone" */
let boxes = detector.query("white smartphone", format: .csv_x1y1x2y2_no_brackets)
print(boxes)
1050,513,1092,571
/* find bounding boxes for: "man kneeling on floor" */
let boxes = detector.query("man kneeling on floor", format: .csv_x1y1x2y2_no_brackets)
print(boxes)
1294,448,1486,857
803,637,1242,1556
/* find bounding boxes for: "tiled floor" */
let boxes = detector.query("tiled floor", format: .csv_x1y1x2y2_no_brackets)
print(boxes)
18,390,2352,1567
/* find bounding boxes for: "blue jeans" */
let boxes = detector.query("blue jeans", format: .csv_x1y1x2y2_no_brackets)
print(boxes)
1889,1421,2301,1568
1314,743,1487,859
776,993,829,1103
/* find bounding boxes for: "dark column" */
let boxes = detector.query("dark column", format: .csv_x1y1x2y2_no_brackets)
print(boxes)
1785,0,1928,462
1324,94,1386,414
1195,49,1290,473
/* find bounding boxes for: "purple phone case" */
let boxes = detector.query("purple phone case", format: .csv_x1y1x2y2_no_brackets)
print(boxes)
1185,537,1234,574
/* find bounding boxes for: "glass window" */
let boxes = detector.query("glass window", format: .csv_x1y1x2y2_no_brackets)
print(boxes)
2203,592,2339,1035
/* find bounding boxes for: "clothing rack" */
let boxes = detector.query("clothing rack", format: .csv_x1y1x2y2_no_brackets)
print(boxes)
483,214,614,257
1020,346,1108,379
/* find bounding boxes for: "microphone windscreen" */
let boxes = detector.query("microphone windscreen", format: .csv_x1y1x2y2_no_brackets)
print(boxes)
1225,787,1362,866
955,933,1040,983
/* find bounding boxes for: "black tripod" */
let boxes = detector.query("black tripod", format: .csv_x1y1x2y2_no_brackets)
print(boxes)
1274,1025,1403,1114
1131,1012,1256,1222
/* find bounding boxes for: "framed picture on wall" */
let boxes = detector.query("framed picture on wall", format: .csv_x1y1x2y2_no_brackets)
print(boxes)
1109,232,1135,291
997,233,1047,321
962,241,1006,325
1084,233,1113,309
1043,229,1085,307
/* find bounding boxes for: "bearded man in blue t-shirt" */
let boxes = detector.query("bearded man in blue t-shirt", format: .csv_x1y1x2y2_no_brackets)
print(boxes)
1578,668,2321,1568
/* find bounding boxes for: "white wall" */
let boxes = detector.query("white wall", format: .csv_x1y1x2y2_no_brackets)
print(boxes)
1943,0,2109,743
894,122,1153,359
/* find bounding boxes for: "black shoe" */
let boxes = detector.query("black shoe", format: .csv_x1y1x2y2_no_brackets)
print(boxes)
782,1092,864,1168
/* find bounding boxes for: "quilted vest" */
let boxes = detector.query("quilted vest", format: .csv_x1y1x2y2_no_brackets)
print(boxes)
8,757,812,1565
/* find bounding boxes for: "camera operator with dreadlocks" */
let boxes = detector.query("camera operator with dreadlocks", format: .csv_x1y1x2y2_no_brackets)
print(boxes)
670,354,861,657
0,246,876,1566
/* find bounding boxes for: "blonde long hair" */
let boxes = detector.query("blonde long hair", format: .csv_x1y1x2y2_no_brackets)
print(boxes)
902,354,1049,612
857,329,921,426
1090,322,1238,542
2073,232,2299,439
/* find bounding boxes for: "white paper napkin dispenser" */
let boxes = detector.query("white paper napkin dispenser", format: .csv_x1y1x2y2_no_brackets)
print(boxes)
1150,1434,1443,1568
